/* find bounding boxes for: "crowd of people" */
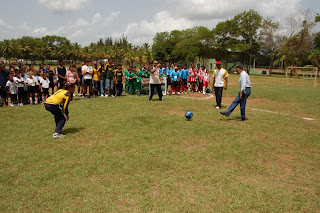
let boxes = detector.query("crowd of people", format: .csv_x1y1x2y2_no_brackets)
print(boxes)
0,59,222,107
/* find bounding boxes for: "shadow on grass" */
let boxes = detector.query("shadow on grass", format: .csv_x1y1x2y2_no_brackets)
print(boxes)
64,127,85,134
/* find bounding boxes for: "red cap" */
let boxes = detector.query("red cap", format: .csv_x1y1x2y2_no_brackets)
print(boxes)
216,61,222,65
93,61,98,65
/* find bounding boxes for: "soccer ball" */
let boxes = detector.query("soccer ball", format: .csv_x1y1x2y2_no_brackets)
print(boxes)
185,111,193,120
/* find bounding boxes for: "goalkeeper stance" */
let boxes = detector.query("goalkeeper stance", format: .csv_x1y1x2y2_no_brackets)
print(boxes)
44,83,75,139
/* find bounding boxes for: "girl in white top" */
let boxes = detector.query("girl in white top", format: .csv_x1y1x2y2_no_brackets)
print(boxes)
13,70,25,106
26,71,38,105
40,73,50,103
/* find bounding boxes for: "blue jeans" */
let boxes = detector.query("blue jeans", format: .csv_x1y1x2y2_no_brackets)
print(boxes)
226,88,251,120
100,79,106,95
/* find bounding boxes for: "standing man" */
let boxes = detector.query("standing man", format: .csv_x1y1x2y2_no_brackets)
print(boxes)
105,59,115,97
149,61,163,101
0,61,9,106
220,66,252,121
82,59,93,98
212,61,228,109
56,60,67,89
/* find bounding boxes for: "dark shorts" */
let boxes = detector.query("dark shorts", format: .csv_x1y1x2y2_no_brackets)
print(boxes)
18,87,25,97
43,88,49,96
76,78,83,87
83,79,92,86
182,79,188,87
28,86,37,94
0,86,7,98
172,81,179,88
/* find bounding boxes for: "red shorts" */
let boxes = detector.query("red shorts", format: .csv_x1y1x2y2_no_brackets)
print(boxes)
203,82,209,87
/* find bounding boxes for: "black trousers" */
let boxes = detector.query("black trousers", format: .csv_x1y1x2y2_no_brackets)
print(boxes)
45,103,66,134
116,80,123,96
149,84,163,100
214,87,224,108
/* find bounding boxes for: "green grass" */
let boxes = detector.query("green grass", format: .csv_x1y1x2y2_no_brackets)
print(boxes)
0,75,319,212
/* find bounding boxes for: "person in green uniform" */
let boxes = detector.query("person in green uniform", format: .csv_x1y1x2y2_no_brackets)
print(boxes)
124,66,130,93
129,67,137,95
136,72,142,96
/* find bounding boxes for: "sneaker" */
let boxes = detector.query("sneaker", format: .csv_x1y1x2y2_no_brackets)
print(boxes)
160,97,163,101
82,96,86,99
9,103,14,107
237,119,245,121
101,94,104,97
184,92,187,94
52,133,65,139
149,99,152,101
220,111,229,117
111,95,115,98
20,103,23,106
173,92,176,95
177,92,181,95
216,106,220,109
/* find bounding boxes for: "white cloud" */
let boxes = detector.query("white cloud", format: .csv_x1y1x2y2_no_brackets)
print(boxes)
37,0,90,12
0,12,120,46
171,0,301,20
113,11,193,45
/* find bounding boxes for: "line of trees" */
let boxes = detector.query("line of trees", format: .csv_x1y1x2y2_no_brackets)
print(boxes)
0,10,319,74
0,35,152,66
152,10,320,74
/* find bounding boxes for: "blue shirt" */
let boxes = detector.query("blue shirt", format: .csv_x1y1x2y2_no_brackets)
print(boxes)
171,71,180,81
180,69,189,80
166,68,172,78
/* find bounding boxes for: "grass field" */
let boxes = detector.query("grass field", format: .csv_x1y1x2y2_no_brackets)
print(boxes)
1,74,319,212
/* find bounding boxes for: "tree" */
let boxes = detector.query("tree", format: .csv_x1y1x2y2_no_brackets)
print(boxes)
259,18,280,75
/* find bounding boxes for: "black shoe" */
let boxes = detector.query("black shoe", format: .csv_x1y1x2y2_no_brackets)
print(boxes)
220,111,229,117
159,97,163,101
237,119,245,121
149,99,152,101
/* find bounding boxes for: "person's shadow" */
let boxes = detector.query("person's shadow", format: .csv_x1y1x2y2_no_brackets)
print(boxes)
63,127,85,134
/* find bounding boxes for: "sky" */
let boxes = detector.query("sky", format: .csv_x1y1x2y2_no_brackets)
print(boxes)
0,0,319,46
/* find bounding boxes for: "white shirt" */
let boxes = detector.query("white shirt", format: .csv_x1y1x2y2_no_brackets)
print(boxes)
6,80,17,94
33,76,40,85
213,68,229,87
26,77,36,86
239,71,252,93
82,65,93,80
13,76,24,88
149,67,161,84
40,78,50,89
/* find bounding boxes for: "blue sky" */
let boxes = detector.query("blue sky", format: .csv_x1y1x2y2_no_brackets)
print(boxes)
0,0,319,46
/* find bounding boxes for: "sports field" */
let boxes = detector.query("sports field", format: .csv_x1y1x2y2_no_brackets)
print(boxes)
1,74,319,212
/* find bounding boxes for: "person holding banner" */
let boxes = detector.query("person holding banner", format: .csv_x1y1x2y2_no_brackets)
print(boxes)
149,61,163,101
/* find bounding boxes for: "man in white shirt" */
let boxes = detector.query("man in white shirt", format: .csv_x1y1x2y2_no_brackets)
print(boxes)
149,61,163,101
220,66,252,121
82,60,93,98
212,61,228,109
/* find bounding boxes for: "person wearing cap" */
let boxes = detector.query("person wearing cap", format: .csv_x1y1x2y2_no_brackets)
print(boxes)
212,61,228,109
220,66,252,121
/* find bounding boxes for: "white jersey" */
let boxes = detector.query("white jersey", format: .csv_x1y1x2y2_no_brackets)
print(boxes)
82,65,93,80
40,78,50,89
26,77,36,86
13,76,24,88
213,68,229,87
6,80,17,94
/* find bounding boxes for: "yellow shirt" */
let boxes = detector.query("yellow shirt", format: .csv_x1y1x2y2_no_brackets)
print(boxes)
213,68,229,87
93,67,100,81
45,89,71,115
